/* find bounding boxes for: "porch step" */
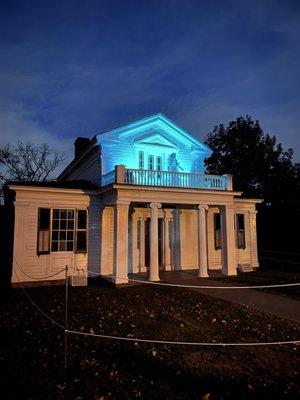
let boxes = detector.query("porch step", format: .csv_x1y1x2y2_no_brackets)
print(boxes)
237,263,253,273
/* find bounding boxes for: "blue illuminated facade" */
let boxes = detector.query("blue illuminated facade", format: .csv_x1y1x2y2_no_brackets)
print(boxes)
97,114,212,176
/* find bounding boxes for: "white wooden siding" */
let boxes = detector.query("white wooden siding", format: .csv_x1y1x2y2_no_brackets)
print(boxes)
66,147,101,185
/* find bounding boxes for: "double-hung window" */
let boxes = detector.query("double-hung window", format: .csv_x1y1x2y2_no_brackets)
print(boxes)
236,214,246,249
37,208,51,255
214,213,221,250
139,151,144,169
37,208,87,254
148,155,154,170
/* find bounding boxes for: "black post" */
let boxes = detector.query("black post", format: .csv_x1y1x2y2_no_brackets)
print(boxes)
64,265,69,369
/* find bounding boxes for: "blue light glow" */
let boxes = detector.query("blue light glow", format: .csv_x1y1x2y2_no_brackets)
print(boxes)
97,114,212,176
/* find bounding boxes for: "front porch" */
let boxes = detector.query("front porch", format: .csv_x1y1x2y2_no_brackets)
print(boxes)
88,185,259,284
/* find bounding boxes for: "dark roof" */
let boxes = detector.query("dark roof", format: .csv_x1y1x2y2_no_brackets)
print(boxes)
5,180,100,191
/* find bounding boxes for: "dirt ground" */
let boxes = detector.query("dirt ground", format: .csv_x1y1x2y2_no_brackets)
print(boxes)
0,283,299,400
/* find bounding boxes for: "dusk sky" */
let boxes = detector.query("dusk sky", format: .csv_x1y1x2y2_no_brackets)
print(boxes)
1,0,300,164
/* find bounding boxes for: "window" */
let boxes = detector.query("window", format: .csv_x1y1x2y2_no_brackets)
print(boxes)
214,213,221,250
139,151,144,169
148,155,154,170
156,156,162,171
37,208,50,255
51,209,74,252
236,214,246,249
76,210,87,253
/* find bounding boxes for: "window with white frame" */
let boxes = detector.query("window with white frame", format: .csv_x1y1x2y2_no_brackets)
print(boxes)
37,208,87,254
236,213,246,249
139,151,144,169
148,154,154,170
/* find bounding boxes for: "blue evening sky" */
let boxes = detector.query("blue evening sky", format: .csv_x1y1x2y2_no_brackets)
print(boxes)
1,0,300,163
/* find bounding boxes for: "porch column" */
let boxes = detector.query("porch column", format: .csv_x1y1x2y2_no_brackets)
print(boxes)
149,202,162,281
197,204,209,278
163,209,172,271
113,201,129,284
220,205,237,276
138,212,146,272
131,208,139,273
249,210,259,268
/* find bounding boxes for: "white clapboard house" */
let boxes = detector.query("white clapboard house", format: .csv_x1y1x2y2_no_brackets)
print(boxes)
4,114,261,286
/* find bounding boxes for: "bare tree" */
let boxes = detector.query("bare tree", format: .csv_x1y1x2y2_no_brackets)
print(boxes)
0,142,67,186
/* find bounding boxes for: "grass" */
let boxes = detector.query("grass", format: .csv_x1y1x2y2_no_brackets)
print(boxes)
0,282,299,399
210,267,300,300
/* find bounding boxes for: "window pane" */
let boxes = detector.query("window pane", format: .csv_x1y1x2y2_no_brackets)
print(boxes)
53,209,59,219
77,210,87,229
51,208,74,253
60,220,67,230
59,241,66,251
237,214,245,230
67,220,74,230
51,241,58,252
76,231,87,252
37,209,50,254
52,219,59,229
68,210,74,219
61,210,67,219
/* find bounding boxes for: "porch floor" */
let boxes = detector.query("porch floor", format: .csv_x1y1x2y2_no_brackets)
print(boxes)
128,269,300,323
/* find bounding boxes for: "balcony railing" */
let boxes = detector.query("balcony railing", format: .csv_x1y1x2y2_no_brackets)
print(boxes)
101,165,232,191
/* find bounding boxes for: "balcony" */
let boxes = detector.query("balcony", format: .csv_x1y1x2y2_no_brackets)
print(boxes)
102,165,233,191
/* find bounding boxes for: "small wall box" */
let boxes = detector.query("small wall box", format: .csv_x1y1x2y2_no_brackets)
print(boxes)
70,274,88,287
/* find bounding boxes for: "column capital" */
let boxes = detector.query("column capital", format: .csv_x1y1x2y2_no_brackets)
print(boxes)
114,201,130,211
197,204,209,211
149,202,162,209
163,208,173,219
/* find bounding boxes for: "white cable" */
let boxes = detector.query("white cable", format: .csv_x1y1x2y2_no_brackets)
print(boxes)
65,329,300,347
14,270,64,329
13,269,300,347
87,271,300,289
14,258,66,280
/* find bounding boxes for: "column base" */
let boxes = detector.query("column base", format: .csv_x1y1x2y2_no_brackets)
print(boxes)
113,276,129,284
221,269,237,276
164,265,172,271
139,266,147,273
198,272,209,278
149,276,160,282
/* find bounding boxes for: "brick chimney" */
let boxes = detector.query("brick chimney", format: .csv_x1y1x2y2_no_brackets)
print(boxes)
74,137,90,159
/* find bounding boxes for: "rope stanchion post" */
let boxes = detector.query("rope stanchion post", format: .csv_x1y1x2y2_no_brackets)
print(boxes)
64,265,69,370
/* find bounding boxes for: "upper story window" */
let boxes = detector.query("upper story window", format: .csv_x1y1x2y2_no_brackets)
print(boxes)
139,151,144,169
156,156,162,171
37,208,87,255
236,213,246,249
148,155,154,170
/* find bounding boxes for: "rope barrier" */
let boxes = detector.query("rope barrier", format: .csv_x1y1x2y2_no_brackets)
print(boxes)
11,267,300,348
65,329,300,347
14,270,64,329
87,270,300,289
14,258,66,280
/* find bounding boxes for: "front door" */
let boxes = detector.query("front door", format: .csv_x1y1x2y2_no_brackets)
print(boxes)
145,218,164,269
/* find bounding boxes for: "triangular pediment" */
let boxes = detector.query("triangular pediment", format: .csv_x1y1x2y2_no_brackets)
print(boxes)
134,133,177,149
97,113,212,154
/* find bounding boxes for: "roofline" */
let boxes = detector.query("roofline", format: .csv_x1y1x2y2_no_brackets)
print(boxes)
57,136,98,180
8,184,98,195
